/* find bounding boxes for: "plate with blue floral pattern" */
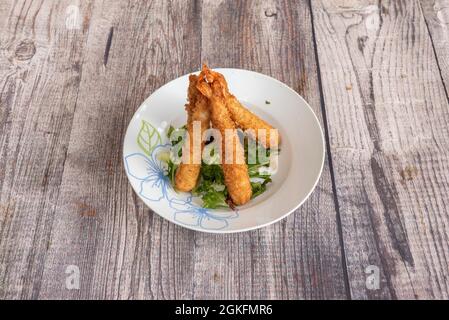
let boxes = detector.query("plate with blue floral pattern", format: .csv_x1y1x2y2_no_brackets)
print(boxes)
123,68,325,233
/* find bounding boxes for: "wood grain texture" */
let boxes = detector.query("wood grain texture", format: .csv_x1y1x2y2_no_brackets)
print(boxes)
420,0,449,96
197,0,348,299
37,0,202,300
1,0,201,299
0,0,347,300
311,0,449,299
1,0,448,300
0,0,95,299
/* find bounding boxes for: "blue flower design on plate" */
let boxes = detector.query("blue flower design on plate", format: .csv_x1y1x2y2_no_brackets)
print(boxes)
124,144,174,202
169,198,238,230
124,143,238,230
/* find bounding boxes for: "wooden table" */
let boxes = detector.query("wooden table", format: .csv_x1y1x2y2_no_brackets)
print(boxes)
0,0,448,300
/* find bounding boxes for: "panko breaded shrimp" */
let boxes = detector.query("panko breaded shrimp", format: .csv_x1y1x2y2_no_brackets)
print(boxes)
225,94,280,149
197,72,252,206
175,75,210,192
205,68,280,149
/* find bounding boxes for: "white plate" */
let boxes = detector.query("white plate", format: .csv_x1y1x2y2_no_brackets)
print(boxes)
123,68,325,233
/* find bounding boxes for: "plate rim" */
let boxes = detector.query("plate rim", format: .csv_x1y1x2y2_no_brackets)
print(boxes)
123,68,326,233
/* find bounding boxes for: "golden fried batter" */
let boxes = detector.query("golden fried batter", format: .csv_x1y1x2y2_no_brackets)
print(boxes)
204,69,280,149
175,75,210,192
176,65,280,206
197,69,252,205
225,95,280,149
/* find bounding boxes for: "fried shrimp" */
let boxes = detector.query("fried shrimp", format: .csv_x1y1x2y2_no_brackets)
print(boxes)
203,69,280,149
174,75,210,192
224,95,280,149
197,70,252,205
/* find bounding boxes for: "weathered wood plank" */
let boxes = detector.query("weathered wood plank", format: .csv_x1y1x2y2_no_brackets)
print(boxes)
36,0,202,299
196,0,348,299
311,0,449,299
7,0,447,300
0,0,94,299
1,0,349,299
420,0,449,95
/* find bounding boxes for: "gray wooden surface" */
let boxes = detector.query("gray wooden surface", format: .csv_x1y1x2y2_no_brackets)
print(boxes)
0,0,448,300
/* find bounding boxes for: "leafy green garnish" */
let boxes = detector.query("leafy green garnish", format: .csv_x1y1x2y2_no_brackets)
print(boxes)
166,159,178,186
167,125,186,158
161,124,276,209
192,164,229,209
202,190,229,209
200,163,224,184
166,125,175,139
251,177,272,198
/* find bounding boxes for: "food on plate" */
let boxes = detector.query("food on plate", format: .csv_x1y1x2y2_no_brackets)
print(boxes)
163,64,280,208
202,68,280,149
196,70,253,206
174,75,211,192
